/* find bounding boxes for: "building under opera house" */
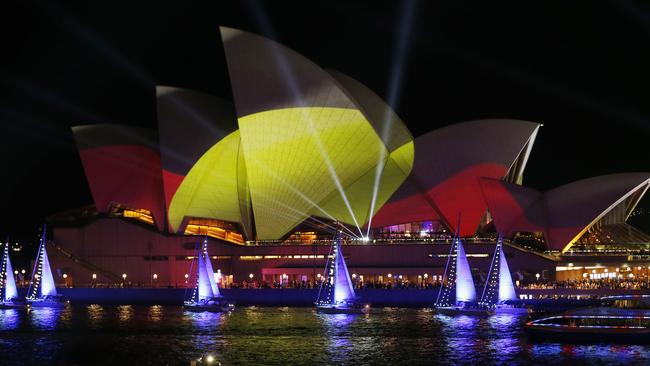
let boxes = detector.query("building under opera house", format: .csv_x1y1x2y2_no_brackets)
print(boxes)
47,27,650,288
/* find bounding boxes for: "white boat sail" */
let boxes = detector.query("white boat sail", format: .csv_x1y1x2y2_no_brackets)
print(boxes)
316,228,368,314
184,238,232,312
27,226,64,308
0,241,20,307
479,235,525,313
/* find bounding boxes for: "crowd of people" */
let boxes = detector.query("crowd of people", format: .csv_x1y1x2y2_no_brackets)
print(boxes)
522,278,650,290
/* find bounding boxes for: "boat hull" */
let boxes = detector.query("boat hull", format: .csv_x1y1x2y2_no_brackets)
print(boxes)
0,301,25,309
436,306,493,316
27,299,66,308
494,305,530,315
525,324,650,343
316,305,370,314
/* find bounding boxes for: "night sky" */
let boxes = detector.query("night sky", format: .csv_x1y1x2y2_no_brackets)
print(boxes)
1,1,650,243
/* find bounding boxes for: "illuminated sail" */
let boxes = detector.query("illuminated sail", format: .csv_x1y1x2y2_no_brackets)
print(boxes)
333,240,355,304
2,243,17,302
196,249,214,301
202,239,221,298
455,238,476,303
317,232,356,306
498,242,517,302
28,228,57,300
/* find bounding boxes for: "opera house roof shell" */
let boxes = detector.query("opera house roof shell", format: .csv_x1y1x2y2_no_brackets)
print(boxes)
71,27,649,252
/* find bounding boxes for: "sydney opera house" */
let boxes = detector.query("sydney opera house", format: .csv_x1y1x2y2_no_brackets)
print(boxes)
47,27,650,288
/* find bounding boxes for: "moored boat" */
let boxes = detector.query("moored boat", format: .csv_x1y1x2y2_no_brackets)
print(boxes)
26,226,65,308
316,227,369,314
479,235,529,315
184,238,234,312
434,221,491,316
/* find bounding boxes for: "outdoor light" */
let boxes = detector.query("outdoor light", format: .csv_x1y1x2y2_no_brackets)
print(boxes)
535,273,540,281
604,269,608,273
122,273,127,280
387,273,392,278
62,274,68,279
152,273,158,280
92,273,97,280
352,273,357,278
184,273,189,279
249,273,254,279
361,236,370,242
282,273,288,279
316,273,321,278
205,354,214,364
21,269,25,274
13,270,18,275
423,273,428,278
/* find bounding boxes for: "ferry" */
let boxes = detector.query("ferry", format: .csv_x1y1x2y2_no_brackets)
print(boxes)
525,295,650,342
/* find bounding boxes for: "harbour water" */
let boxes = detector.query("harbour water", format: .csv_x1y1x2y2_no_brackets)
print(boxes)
0,305,649,365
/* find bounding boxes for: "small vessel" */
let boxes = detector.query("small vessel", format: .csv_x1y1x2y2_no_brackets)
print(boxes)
316,227,369,314
0,241,24,308
526,295,650,343
435,222,491,315
184,238,234,312
26,226,65,308
479,235,528,315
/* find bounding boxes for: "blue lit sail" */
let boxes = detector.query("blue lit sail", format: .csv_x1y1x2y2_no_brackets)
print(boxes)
2,243,17,302
196,249,214,301
455,238,476,303
202,239,221,298
333,240,355,304
498,243,517,303
28,228,58,300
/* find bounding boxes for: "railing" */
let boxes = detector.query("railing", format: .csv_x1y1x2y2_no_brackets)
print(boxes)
49,241,122,283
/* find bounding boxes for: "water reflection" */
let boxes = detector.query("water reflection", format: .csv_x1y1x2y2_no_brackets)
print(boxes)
486,315,522,364
117,305,133,324
29,307,63,330
0,309,21,330
148,305,163,322
87,304,104,329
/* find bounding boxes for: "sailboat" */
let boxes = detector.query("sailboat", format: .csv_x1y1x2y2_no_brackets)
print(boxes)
316,227,369,314
479,235,528,314
0,241,23,308
435,224,491,315
26,225,65,308
184,238,234,312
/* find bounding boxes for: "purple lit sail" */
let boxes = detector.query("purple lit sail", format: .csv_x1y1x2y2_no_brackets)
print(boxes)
455,238,476,303
2,243,17,301
333,241,355,304
498,245,517,303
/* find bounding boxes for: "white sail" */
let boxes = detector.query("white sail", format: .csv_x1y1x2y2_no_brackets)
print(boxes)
4,245,17,301
333,240,355,304
498,244,517,303
455,238,476,303
196,250,214,301
202,240,221,297
39,241,57,297
28,230,58,300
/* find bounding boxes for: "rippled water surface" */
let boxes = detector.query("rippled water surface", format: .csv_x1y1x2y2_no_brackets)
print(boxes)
0,305,649,365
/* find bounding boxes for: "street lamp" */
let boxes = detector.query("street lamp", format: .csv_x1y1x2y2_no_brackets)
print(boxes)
62,274,68,279
535,273,540,281
122,273,127,281
249,273,254,279
92,273,97,280
152,273,158,280
21,269,25,275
